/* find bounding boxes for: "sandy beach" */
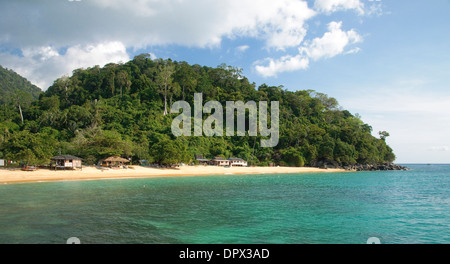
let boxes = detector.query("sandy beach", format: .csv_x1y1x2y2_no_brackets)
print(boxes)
0,165,346,184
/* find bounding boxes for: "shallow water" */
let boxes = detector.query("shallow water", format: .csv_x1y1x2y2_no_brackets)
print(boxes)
0,164,448,244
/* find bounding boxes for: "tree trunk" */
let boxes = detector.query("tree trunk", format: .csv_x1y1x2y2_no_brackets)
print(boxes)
18,103,24,124
163,84,168,116
182,85,185,101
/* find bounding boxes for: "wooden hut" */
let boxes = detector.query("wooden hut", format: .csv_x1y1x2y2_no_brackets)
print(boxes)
51,155,83,170
196,159,210,165
194,155,209,165
100,156,130,167
210,157,230,166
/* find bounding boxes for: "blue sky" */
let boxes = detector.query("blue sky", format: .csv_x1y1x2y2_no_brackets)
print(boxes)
1,0,449,163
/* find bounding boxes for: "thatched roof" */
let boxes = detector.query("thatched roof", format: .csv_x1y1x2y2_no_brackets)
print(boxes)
102,156,130,163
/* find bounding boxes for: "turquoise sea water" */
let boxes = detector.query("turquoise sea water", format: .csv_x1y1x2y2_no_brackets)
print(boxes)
0,164,448,244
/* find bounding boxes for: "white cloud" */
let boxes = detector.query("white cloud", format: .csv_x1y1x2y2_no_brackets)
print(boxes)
0,41,130,89
301,21,362,61
22,46,60,62
0,0,317,87
0,0,370,87
93,0,157,17
345,47,361,54
254,55,309,77
314,0,365,15
236,45,250,52
255,21,362,77
261,0,316,50
0,0,315,50
63,42,129,69
366,0,384,16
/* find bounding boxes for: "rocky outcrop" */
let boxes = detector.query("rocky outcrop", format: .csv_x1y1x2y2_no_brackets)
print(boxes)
310,160,408,171
343,163,409,171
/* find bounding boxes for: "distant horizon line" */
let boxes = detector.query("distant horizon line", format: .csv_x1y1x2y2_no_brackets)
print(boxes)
397,163,450,165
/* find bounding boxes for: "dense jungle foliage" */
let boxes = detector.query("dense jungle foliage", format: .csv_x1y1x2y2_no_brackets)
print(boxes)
0,54,395,166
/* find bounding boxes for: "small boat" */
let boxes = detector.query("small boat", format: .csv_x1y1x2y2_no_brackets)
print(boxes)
22,166,37,171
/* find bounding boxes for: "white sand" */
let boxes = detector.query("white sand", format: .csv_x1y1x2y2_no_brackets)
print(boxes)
0,165,346,184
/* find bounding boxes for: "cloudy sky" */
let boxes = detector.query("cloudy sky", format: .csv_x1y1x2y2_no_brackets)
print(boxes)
1,0,449,163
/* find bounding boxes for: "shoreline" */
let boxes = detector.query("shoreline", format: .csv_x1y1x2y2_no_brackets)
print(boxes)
0,165,346,185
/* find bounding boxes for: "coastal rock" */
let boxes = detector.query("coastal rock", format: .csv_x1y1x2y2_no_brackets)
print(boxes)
311,161,408,171
350,163,409,171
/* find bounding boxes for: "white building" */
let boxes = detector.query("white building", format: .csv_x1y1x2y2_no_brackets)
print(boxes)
0,159,4,167
229,158,248,167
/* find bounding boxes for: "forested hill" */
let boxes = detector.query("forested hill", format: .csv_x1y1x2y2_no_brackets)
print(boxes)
0,65,42,105
0,54,397,168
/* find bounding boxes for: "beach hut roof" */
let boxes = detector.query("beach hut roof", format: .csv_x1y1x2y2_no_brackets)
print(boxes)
52,155,82,160
102,156,130,162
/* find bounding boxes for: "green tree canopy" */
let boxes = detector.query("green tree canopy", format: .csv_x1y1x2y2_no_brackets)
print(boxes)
0,57,397,167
